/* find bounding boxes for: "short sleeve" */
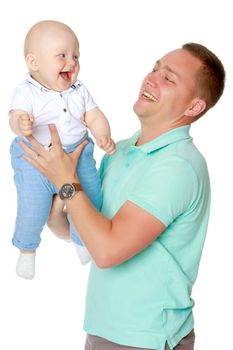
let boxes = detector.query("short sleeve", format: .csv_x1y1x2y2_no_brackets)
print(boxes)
9,84,33,114
79,83,97,112
128,157,198,226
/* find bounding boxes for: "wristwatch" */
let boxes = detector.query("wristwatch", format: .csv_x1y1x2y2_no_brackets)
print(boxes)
58,182,83,200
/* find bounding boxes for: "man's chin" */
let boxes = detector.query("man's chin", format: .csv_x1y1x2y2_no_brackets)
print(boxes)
133,100,140,113
133,100,147,117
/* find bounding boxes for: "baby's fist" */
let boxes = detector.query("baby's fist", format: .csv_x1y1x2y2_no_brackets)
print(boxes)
97,136,116,155
19,114,34,136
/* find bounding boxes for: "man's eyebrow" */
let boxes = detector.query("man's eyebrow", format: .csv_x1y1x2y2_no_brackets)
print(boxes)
156,60,181,79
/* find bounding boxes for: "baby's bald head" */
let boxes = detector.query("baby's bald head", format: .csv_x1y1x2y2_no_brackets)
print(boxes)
24,20,78,57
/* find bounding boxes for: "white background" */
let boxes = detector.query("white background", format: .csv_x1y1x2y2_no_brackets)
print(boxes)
0,1,232,349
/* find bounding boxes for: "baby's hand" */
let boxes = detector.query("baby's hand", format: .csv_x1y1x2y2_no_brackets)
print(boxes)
96,135,116,155
18,114,34,136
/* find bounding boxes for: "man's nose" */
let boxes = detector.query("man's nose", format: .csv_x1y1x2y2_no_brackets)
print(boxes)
146,76,158,87
149,70,164,86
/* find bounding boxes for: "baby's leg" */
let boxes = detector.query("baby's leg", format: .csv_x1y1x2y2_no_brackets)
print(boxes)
69,139,102,264
11,142,53,279
13,178,53,279
78,140,102,211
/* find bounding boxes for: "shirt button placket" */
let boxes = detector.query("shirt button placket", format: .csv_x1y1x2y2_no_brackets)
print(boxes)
60,93,69,126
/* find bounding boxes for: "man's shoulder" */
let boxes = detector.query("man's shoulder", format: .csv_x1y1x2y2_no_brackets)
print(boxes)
175,140,209,177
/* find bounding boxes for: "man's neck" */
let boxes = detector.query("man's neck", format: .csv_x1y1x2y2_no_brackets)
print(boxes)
136,126,168,146
136,120,190,146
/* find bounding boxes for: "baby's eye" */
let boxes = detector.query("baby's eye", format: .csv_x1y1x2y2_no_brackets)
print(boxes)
73,55,79,62
152,67,158,73
58,53,66,58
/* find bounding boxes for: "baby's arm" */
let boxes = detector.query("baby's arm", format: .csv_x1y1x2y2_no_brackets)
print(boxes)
9,109,34,136
85,107,115,154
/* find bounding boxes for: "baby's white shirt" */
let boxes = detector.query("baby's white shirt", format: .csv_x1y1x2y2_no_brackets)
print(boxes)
9,74,97,145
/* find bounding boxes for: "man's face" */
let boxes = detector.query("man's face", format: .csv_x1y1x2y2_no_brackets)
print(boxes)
133,49,202,124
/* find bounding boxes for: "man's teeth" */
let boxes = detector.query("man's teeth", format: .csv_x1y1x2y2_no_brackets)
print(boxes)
143,91,157,102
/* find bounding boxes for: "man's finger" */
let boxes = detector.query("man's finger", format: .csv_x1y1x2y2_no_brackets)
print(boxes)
18,139,41,159
25,134,45,154
48,124,62,148
22,153,46,175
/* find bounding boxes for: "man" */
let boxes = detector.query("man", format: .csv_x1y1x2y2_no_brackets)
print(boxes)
20,43,225,350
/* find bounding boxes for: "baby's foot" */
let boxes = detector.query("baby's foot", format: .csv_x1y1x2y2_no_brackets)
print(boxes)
16,251,36,279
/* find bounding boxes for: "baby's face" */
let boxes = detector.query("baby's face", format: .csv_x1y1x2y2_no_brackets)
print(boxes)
31,28,80,92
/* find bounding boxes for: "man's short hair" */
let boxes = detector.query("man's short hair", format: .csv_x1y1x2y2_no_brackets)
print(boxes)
182,43,225,115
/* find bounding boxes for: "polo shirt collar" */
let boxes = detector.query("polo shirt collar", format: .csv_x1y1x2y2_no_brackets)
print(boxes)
129,125,191,154
25,73,81,93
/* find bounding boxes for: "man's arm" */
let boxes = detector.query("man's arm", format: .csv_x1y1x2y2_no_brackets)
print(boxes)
65,195,165,268
19,125,165,268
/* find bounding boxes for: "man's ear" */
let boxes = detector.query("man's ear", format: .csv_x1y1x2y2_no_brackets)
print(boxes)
25,53,38,72
185,98,207,118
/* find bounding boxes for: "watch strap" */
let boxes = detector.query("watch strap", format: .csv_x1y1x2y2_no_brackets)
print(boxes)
72,183,83,192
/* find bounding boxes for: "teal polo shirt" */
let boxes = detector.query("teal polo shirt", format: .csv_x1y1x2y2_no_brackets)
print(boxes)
84,125,210,350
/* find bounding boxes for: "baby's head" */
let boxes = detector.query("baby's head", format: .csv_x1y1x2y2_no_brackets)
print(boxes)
24,20,80,92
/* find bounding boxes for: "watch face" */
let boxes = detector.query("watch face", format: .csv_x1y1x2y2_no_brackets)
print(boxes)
59,184,75,199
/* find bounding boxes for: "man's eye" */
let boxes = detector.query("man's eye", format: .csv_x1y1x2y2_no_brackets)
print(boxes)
165,76,174,83
152,67,157,73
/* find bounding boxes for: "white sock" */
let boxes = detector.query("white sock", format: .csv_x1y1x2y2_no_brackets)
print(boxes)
74,244,91,265
16,252,36,279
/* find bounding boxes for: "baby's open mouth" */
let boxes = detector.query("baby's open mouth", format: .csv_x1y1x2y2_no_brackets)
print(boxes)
60,72,72,81
142,91,158,102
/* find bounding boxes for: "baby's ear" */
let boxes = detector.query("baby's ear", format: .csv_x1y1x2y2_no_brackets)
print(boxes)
25,53,38,72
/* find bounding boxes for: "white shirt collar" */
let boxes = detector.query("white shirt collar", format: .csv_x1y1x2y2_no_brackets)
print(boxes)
25,73,81,93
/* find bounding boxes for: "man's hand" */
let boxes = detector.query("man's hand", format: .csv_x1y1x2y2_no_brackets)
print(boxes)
18,114,34,136
96,135,116,155
19,124,88,189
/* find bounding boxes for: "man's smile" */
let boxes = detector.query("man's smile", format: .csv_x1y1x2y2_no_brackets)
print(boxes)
142,90,158,102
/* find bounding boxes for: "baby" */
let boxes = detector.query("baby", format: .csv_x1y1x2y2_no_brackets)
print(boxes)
9,20,115,279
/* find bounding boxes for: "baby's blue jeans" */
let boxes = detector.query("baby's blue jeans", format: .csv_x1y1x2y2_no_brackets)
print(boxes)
10,135,102,250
